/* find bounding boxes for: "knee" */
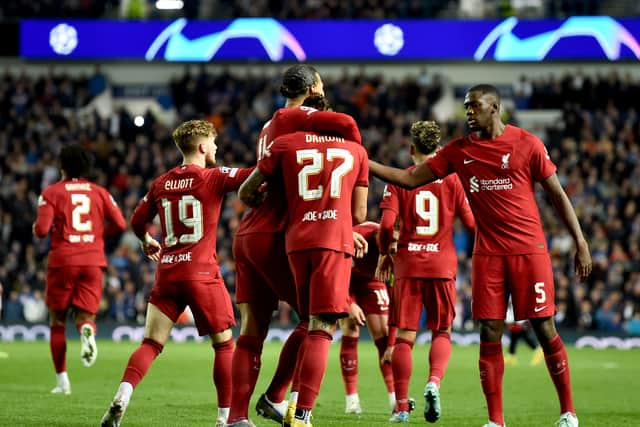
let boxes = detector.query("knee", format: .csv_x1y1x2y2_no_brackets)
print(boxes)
309,314,340,335
479,320,504,342
530,317,556,342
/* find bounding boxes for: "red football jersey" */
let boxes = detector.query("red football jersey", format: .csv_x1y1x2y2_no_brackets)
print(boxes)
427,124,556,255
34,178,126,267
380,171,474,279
131,164,252,282
257,131,368,254
236,106,361,236
351,221,381,282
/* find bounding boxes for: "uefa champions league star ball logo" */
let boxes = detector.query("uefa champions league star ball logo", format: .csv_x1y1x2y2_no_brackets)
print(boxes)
49,23,78,55
374,23,404,56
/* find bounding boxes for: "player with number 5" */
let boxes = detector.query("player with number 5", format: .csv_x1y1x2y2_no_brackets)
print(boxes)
34,144,126,396
376,121,475,424
101,120,253,427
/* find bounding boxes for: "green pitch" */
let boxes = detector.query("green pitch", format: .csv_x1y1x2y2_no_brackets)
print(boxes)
0,340,637,426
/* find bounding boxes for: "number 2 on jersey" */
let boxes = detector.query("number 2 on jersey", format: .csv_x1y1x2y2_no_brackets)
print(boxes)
415,190,439,235
160,195,203,247
71,193,92,232
297,148,354,200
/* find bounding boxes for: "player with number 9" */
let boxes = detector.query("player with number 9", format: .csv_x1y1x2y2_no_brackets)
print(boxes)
101,120,253,427
33,144,126,395
377,121,475,424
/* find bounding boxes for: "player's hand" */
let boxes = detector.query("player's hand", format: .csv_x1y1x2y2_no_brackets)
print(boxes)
141,233,162,262
575,240,592,281
349,302,366,326
382,345,394,364
375,254,393,282
353,231,368,258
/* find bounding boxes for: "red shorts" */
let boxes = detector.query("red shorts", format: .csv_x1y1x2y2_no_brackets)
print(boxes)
390,278,456,331
350,277,389,316
233,233,299,316
288,249,351,317
471,253,555,321
46,266,103,314
149,277,235,336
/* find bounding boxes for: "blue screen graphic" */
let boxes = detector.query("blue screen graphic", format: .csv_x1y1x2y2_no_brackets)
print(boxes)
20,17,640,62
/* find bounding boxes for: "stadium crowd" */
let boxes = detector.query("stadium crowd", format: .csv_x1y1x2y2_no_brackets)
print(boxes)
0,66,638,334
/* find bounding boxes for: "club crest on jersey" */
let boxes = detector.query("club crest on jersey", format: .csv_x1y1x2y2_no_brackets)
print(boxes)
501,153,511,169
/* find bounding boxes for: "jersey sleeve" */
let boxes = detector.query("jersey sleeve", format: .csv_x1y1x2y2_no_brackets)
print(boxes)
529,135,557,182
378,208,397,255
307,111,362,144
452,176,476,231
257,138,284,177
426,143,455,179
130,186,158,240
102,188,127,237
354,146,369,187
33,190,55,238
379,183,400,214
215,166,255,193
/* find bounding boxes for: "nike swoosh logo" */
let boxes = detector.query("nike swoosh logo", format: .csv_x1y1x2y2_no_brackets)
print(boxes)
534,305,548,313
463,159,475,164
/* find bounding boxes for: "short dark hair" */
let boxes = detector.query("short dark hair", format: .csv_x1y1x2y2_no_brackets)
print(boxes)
302,94,331,111
468,84,501,105
410,121,441,155
60,144,92,178
280,64,319,99
172,120,216,155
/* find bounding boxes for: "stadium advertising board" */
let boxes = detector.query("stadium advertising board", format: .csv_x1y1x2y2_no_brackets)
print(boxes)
20,17,640,62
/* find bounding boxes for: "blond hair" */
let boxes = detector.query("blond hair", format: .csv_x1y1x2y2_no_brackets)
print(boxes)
172,120,216,155
410,121,441,155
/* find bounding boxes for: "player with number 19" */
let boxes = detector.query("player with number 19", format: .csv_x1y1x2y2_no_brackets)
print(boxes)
101,120,252,427
377,121,475,423
33,144,126,395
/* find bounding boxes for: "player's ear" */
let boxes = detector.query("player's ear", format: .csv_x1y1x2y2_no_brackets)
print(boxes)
410,144,416,156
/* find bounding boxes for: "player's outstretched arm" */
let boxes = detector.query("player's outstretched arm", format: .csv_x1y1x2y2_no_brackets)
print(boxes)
369,160,437,189
540,173,592,280
238,169,267,208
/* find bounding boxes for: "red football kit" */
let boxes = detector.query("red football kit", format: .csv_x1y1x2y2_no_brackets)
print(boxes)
351,222,389,315
131,164,251,335
427,124,557,320
258,131,368,316
34,178,126,313
380,172,475,330
234,106,362,316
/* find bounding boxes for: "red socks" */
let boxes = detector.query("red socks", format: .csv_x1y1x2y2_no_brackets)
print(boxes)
122,338,164,387
296,330,333,411
428,331,452,387
479,341,504,426
228,335,263,422
49,325,67,374
541,335,575,415
391,338,414,412
340,336,359,395
374,336,394,393
213,338,234,408
266,321,308,402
